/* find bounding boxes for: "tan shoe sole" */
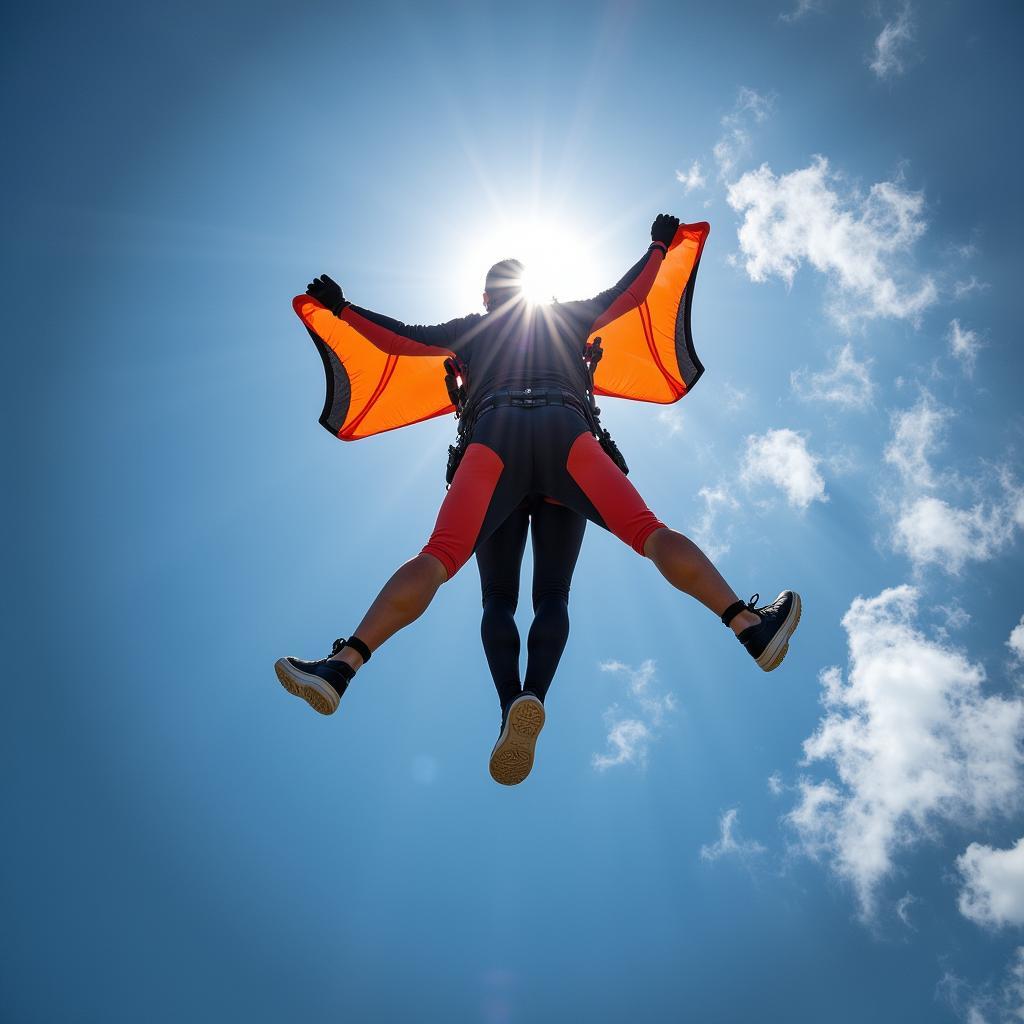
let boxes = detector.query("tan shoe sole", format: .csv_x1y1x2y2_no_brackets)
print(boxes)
757,592,803,672
275,658,340,715
489,695,546,786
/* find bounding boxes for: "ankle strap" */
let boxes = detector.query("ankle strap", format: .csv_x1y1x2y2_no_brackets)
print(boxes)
721,600,748,627
333,635,373,662
721,593,760,627
344,635,372,662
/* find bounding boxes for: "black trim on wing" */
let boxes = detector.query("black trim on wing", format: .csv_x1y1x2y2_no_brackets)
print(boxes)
673,249,705,391
306,327,351,437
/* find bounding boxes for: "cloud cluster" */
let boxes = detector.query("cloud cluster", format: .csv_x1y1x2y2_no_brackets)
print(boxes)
791,343,875,408
949,319,983,375
700,809,766,862
942,948,1024,1024
957,837,1024,930
779,0,821,23
714,87,774,180
691,485,739,561
593,660,676,771
884,396,1024,574
870,3,915,80
741,428,827,510
788,586,1024,917
1009,617,1024,663
884,393,949,488
675,160,706,194
727,156,937,326
893,496,1021,576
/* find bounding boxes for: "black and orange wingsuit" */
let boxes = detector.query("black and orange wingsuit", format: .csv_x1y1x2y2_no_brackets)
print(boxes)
292,223,709,578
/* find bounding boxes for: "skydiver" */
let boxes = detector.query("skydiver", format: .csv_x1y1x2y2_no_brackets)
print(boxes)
276,215,802,781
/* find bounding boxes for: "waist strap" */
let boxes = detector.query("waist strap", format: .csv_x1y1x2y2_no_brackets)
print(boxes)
472,388,590,421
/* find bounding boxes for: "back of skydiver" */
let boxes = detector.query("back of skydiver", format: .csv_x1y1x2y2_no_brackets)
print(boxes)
276,214,803,780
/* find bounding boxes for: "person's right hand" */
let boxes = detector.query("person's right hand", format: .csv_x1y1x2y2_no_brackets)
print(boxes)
306,274,349,315
650,214,680,248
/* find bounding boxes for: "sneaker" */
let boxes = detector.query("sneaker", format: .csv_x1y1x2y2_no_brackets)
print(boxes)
737,591,802,671
488,691,546,786
275,639,354,715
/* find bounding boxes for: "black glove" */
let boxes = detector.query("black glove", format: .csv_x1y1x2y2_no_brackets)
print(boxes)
306,274,349,316
650,214,680,248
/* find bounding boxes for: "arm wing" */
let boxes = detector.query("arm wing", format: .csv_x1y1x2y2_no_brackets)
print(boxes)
292,296,479,441
589,222,709,404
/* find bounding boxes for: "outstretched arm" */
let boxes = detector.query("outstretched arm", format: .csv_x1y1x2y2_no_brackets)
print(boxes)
306,274,480,356
562,214,680,336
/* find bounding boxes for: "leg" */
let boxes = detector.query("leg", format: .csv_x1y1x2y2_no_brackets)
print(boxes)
334,441,513,672
554,430,758,633
522,501,587,701
475,505,530,710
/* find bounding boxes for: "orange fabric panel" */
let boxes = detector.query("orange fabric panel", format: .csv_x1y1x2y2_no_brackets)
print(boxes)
292,296,455,441
590,222,709,405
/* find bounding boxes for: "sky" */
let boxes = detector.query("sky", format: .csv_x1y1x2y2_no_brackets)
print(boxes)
3,1,1024,1021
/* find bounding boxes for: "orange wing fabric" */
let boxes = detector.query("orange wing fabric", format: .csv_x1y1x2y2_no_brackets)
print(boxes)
590,221,709,404
292,296,455,441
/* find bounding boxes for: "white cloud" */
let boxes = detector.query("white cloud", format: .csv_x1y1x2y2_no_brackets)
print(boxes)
883,398,1024,573
723,382,749,409
870,3,915,80
935,602,971,637
792,343,874,408
593,660,676,771
727,156,937,326
895,892,917,928
1009,617,1024,662
657,406,685,437
768,772,784,796
741,428,827,510
893,495,1019,575
957,837,1024,929
884,393,949,488
593,717,651,771
949,319,983,375
954,276,990,300
943,948,1024,1024
788,586,1024,917
714,87,774,179
780,0,822,22
691,485,738,561
676,160,706,194
700,808,766,862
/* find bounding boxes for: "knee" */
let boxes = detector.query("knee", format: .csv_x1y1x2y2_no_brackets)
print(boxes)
481,585,519,610
388,554,448,616
642,526,671,559
530,593,570,635
532,584,570,609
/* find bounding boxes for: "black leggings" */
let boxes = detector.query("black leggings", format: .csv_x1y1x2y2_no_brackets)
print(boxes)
475,496,587,710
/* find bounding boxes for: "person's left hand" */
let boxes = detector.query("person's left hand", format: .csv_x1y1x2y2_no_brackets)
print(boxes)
306,274,348,315
650,214,680,248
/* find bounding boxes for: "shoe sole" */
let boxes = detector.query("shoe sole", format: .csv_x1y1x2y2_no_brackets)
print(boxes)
757,592,802,672
489,696,546,786
275,658,340,715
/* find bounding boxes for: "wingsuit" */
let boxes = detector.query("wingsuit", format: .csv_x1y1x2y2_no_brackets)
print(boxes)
276,215,802,786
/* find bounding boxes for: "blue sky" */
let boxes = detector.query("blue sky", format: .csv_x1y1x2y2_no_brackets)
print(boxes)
4,1,1024,1021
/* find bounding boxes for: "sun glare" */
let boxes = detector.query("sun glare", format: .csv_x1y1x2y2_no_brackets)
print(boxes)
455,216,607,311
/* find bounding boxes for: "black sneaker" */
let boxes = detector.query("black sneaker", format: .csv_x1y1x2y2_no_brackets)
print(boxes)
488,691,546,786
275,639,355,715
737,591,802,671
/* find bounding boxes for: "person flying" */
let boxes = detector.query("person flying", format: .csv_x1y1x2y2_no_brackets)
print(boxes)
276,214,802,781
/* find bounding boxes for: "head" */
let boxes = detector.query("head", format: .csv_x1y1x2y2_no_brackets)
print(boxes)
483,258,525,313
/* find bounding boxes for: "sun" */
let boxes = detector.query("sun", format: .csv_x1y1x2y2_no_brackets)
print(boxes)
455,215,608,310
